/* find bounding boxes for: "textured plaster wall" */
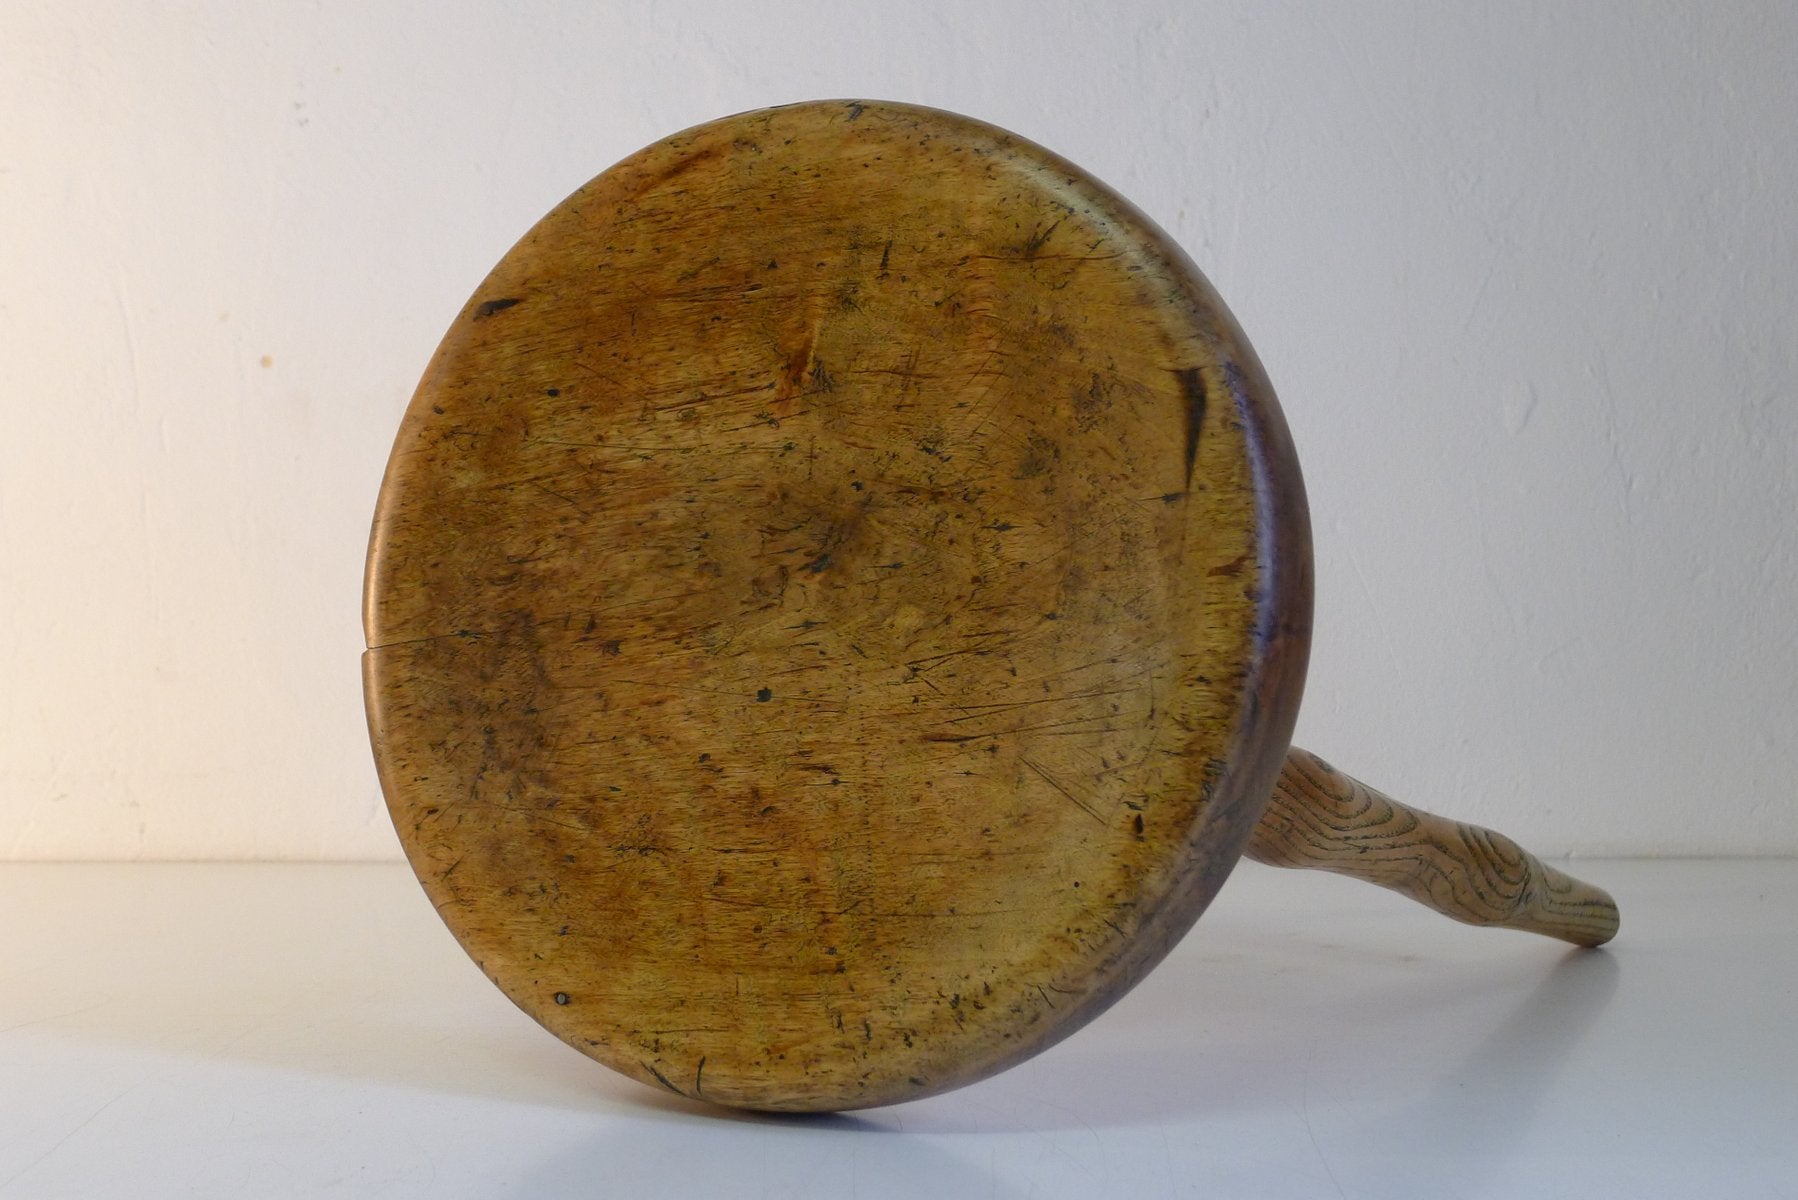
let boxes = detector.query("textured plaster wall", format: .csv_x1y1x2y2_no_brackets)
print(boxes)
3,2,1794,859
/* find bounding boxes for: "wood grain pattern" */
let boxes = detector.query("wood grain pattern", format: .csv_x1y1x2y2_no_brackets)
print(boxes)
1248,748,1619,946
364,100,1312,1111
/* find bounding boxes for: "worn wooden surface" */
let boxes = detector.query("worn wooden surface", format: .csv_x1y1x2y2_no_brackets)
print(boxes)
1250,749,1620,946
364,99,1311,1110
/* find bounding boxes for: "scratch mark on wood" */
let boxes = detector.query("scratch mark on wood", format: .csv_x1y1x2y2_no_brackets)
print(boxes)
1022,757,1106,825
1175,366,1208,483
642,1060,684,1095
475,297,522,319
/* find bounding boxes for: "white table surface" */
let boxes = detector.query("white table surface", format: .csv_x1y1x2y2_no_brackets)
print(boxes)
1,859,1791,1199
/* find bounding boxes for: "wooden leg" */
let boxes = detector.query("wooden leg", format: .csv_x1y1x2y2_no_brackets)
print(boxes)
1246,747,1620,947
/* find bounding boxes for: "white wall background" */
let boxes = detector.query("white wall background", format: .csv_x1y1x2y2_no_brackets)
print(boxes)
3,1,1793,860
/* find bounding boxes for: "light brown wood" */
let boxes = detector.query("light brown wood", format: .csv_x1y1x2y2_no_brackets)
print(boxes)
1249,748,1619,946
365,99,1311,1111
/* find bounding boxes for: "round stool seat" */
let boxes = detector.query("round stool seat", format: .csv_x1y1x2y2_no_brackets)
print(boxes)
364,99,1310,1111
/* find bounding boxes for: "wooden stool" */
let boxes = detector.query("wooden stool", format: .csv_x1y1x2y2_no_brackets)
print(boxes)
364,100,1618,1112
